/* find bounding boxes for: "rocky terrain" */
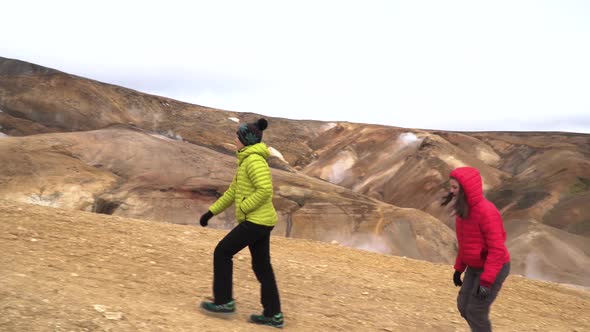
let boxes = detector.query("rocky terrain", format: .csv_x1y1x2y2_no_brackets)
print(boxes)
1,200,589,332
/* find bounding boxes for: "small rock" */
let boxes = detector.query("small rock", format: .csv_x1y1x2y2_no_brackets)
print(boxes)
30,238,38,242
237,256,245,261
104,312,123,320
362,292,369,295
330,240,339,245
70,273,79,277
93,304,107,313
149,261,156,264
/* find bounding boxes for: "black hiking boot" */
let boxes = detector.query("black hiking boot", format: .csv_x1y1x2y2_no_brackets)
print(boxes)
250,312,284,328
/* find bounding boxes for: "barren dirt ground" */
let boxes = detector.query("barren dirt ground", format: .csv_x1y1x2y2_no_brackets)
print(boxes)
1,200,588,331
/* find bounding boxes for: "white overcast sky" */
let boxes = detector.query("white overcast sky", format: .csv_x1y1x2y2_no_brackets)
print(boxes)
1,0,589,133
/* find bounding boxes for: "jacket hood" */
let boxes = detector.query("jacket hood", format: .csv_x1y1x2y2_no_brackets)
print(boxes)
237,142,270,164
450,166,484,207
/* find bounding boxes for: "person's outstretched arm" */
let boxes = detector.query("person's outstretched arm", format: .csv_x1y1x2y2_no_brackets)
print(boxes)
210,176,237,215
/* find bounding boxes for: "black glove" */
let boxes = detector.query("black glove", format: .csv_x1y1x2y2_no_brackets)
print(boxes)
475,285,491,300
453,270,463,287
200,210,214,227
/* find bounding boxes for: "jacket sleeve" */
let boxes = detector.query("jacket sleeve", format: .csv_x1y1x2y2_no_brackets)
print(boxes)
209,176,236,215
479,207,506,287
454,218,467,272
239,157,273,215
454,255,467,272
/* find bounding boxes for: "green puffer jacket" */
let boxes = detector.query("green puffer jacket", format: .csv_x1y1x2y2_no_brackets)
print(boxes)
209,143,277,226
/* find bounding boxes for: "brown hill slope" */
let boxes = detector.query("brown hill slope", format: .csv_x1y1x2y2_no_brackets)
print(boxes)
1,200,589,332
0,56,324,168
0,127,455,263
2,56,590,287
0,57,590,235
505,219,590,287
2,56,589,237
302,123,508,226
302,124,590,236
473,132,590,236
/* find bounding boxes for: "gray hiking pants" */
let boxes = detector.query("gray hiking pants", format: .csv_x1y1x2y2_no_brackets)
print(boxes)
457,262,510,332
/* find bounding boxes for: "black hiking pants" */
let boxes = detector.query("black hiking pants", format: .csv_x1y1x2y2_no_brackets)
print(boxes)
213,220,281,316
457,262,510,332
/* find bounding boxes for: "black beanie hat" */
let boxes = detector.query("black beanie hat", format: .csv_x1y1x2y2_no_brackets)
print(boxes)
237,118,268,146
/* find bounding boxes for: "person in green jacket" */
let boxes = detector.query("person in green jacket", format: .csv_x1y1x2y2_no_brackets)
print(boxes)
199,118,283,328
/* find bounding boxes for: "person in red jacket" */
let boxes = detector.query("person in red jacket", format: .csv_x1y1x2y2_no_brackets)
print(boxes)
441,166,510,332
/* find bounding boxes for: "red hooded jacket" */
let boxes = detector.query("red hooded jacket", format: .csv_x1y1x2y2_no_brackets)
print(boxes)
451,167,510,287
